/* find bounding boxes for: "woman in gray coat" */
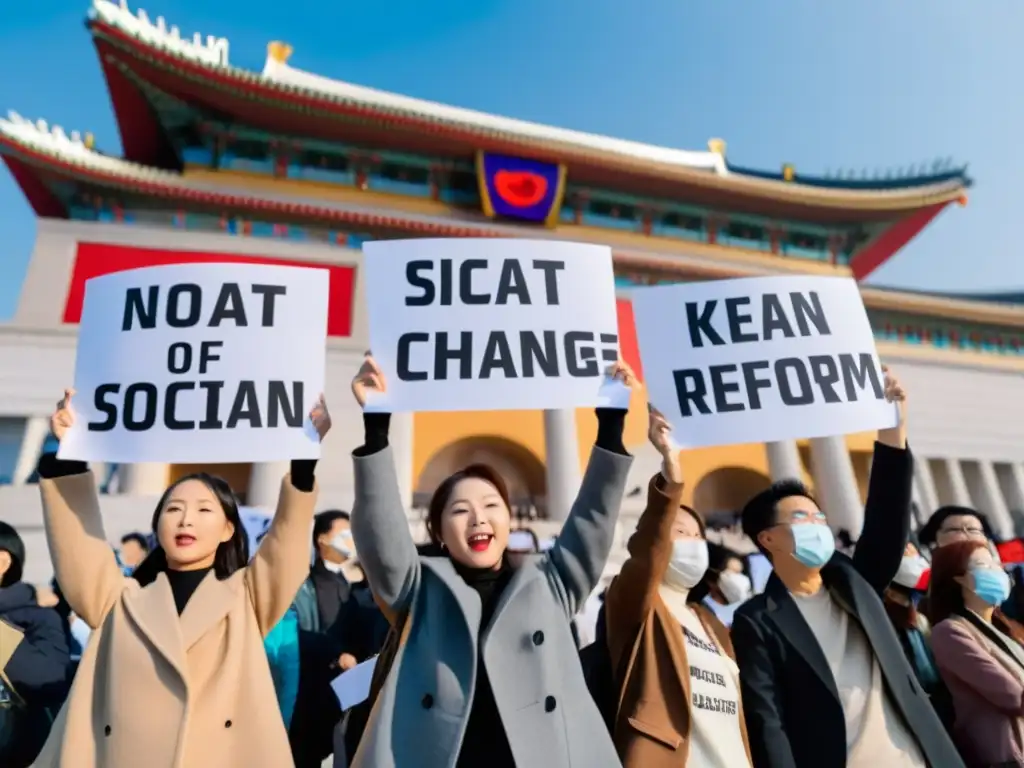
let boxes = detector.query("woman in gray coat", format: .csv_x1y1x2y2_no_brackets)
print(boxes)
347,355,635,768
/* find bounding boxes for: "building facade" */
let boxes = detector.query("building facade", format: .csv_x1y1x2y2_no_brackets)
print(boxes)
2,1,1024,583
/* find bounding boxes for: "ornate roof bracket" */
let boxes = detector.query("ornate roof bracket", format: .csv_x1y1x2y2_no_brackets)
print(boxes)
89,0,229,68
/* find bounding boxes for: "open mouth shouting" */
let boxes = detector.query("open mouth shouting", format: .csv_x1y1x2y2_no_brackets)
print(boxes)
467,532,494,553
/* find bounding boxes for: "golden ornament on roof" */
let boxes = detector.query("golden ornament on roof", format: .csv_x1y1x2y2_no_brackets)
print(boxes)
267,41,293,64
782,164,795,182
83,133,96,150
707,138,726,156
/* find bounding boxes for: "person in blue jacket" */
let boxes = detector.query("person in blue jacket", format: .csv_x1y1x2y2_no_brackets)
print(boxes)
265,605,301,729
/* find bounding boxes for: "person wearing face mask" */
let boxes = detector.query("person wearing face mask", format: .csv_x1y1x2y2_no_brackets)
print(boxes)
928,540,1024,767
604,407,752,768
288,510,388,768
731,369,964,768
346,355,636,768
692,546,752,628
883,543,947,716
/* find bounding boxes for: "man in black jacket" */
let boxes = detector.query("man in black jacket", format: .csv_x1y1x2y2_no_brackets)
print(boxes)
732,371,963,768
288,510,388,768
0,522,70,767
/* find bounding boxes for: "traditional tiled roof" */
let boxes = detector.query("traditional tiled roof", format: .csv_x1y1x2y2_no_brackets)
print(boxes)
0,110,499,237
86,1,971,197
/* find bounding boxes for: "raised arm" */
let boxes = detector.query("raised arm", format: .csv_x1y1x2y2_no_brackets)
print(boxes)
245,395,329,636
932,619,1024,715
546,361,638,617
604,407,683,662
245,460,319,636
36,390,125,629
348,357,419,624
852,367,911,593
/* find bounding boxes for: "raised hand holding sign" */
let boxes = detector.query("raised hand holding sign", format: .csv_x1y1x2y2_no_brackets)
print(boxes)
51,388,76,441
351,355,387,409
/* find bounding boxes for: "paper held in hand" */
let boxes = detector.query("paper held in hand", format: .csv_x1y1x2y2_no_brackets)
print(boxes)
58,262,329,464
331,656,379,711
630,275,899,448
361,238,631,413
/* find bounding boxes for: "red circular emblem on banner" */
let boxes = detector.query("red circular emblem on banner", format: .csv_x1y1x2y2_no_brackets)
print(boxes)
494,170,548,208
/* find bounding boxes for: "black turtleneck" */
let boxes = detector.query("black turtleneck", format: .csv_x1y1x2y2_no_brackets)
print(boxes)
454,557,516,768
166,567,212,614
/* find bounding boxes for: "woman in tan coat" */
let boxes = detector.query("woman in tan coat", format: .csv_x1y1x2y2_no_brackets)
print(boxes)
604,407,752,768
32,389,330,768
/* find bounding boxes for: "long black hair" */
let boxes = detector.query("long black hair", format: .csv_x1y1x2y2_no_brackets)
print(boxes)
131,472,249,586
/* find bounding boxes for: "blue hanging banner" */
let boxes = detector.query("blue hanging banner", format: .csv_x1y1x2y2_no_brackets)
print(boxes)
476,151,567,227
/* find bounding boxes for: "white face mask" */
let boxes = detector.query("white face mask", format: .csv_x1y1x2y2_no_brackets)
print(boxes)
893,554,930,590
718,571,752,604
330,530,355,559
664,539,709,591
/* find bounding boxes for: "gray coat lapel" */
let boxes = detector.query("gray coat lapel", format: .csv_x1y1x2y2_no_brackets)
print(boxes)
420,556,483,636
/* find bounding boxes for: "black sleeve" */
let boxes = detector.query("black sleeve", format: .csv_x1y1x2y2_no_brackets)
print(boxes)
353,412,391,457
594,408,628,456
289,459,318,493
2,609,70,705
36,452,88,480
852,442,913,594
732,610,799,768
297,628,344,673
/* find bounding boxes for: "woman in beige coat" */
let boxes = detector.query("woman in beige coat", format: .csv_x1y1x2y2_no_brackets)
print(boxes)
32,389,330,768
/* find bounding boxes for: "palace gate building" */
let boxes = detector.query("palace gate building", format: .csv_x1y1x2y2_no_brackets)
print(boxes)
2,0,1023,581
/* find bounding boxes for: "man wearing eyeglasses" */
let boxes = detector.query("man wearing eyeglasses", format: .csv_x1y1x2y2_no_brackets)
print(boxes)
918,507,995,551
731,370,964,768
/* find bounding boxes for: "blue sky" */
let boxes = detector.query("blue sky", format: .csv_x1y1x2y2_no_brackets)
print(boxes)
0,0,1019,318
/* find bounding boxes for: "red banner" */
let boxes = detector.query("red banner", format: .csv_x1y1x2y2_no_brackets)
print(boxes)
63,243,356,337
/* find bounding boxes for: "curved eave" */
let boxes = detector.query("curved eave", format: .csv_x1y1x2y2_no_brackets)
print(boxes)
91,21,969,219
861,286,1024,330
0,136,836,284
0,136,498,238
3,137,1018,329
726,163,973,193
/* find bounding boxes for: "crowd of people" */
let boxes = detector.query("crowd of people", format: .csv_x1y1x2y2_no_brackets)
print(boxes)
1,359,1023,767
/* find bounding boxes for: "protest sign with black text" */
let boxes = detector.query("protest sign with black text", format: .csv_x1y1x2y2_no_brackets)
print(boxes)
58,262,329,463
362,238,629,412
630,275,898,447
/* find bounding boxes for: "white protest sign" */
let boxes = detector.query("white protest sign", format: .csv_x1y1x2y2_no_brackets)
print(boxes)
362,238,629,412
59,263,329,463
630,275,898,448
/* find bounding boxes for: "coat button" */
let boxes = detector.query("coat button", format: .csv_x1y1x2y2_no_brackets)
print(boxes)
225,720,232,728
532,630,544,646
104,725,112,736
421,694,434,709
544,696,556,712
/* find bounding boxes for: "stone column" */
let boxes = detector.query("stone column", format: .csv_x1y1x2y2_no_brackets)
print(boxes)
765,440,802,482
118,463,169,495
390,412,415,511
1007,464,1024,537
977,461,1015,541
543,409,581,522
944,458,972,507
913,458,940,518
1007,464,1024,515
247,461,290,508
11,416,50,485
809,436,863,537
